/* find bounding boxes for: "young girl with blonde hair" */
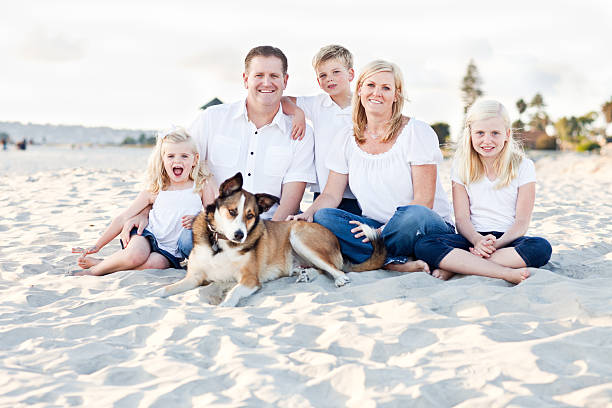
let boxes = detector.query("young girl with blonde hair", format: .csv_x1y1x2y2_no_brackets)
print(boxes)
414,100,552,283
74,127,215,276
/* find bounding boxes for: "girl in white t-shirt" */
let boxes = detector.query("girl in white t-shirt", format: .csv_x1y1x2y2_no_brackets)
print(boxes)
414,100,552,284
74,127,215,276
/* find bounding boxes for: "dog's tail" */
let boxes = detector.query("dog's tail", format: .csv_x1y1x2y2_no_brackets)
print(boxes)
343,224,386,272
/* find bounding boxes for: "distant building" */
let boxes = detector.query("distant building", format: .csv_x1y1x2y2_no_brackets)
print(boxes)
519,130,557,150
200,98,223,110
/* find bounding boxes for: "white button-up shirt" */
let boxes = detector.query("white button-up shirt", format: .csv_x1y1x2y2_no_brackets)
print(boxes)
297,93,355,199
188,99,316,218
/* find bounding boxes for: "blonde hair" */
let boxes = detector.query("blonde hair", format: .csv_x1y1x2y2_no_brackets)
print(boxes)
145,127,211,194
352,60,405,144
312,44,353,70
455,99,524,188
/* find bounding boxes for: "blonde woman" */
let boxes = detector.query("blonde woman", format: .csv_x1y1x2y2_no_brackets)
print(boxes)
74,127,214,276
413,100,552,283
289,60,453,272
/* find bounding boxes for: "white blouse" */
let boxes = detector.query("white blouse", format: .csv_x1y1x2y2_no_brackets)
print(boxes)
326,119,452,224
451,158,536,232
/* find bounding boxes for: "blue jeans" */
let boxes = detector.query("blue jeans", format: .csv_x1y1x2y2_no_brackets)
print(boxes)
177,228,194,259
313,205,455,265
414,231,552,270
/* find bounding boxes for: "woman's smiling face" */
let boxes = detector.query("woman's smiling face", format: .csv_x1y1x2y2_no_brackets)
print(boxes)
359,71,397,116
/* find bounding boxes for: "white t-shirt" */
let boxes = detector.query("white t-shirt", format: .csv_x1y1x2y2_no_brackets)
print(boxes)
451,158,536,232
148,186,203,257
188,100,316,219
326,119,453,224
296,94,355,199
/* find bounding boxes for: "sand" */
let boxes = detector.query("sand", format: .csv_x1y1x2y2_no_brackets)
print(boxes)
1,146,611,407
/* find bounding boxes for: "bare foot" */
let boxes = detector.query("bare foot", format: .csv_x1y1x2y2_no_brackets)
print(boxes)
431,268,455,281
77,256,102,269
504,268,530,284
385,260,429,273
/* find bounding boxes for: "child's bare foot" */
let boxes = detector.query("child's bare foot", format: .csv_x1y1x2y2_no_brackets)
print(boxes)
431,268,455,280
77,256,102,269
504,268,530,284
385,260,429,273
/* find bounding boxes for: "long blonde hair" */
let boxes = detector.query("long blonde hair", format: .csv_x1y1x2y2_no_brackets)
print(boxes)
352,60,405,144
455,100,524,188
145,127,211,193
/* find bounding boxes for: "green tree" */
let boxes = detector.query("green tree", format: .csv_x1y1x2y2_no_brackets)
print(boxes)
460,59,483,114
528,93,550,132
431,122,450,146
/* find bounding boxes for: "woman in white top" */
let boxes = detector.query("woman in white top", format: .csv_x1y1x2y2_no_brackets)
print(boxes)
288,60,454,271
74,127,215,276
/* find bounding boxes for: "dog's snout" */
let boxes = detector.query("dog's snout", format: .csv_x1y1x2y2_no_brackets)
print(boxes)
234,230,244,241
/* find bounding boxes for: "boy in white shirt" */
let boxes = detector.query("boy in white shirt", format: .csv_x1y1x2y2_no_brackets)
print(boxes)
283,45,361,215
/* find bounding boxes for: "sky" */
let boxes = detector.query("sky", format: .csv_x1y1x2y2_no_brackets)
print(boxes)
1,0,611,137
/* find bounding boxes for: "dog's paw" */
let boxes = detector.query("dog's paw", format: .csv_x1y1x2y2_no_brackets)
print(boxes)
296,268,317,283
334,275,350,287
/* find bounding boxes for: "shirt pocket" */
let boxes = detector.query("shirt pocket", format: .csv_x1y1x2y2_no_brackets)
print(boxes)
210,135,239,168
264,146,291,177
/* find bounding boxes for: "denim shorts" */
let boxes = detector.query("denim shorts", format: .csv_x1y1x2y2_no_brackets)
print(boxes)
120,227,184,269
414,231,552,270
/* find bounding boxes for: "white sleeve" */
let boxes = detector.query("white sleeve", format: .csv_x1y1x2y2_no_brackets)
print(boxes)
284,124,316,184
407,121,443,165
296,96,317,120
187,109,211,160
325,126,352,175
518,158,536,186
450,158,464,185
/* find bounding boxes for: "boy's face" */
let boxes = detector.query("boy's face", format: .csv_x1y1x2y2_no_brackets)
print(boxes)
315,59,354,97
243,56,288,108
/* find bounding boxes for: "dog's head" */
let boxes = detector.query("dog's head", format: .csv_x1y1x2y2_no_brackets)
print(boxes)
205,173,279,244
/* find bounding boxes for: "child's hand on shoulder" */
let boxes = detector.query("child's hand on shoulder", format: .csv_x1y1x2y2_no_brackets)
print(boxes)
290,109,306,140
470,234,496,258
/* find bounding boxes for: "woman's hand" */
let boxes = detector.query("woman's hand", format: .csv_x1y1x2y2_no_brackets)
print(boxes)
286,212,313,222
470,234,496,258
349,220,380,243
182,215,196,229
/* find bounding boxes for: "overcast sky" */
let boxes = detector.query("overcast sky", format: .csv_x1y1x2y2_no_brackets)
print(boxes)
1,0,610,136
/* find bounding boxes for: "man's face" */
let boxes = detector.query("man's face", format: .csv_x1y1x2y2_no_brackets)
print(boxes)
243,56,288,108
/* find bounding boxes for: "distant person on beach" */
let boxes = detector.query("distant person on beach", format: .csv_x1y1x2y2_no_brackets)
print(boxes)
289,60,452,273
74,127,215,276
413,100,552,283
281,44,361,215
1,136,7,150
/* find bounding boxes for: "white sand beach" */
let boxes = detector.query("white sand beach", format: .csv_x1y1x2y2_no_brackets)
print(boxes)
1,146,611,407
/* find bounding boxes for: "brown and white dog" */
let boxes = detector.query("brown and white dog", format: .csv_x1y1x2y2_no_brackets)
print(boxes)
155,172,387,306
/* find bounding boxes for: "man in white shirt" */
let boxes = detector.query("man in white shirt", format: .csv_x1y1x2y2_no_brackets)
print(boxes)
177,45,316,256
120,46,315,259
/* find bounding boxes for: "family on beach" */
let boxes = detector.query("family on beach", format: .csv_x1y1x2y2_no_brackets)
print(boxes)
74,44,552,285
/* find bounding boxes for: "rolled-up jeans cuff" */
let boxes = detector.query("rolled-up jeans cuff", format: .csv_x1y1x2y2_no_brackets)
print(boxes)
384,256,410,266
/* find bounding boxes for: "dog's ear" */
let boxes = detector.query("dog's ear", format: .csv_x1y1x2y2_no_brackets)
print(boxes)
219,173,243,198
255,193,279,214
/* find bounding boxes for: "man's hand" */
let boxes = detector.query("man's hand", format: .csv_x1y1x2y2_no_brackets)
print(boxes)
181,215,196,229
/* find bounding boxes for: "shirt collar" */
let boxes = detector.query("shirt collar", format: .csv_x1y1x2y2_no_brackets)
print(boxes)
233,99,288,133
322,93,352,115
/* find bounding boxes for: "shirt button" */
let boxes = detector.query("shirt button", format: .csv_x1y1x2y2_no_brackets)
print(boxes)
255,131,258,134
250,152,254,155
248,173,251,176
